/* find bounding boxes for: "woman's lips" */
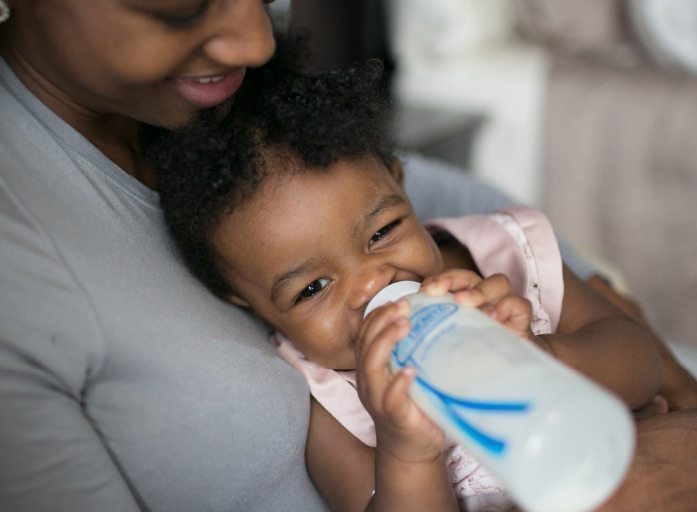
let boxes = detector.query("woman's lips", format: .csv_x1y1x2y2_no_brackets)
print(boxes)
171,67,247,108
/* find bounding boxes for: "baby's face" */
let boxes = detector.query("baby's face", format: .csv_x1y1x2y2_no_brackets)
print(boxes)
212,157,443,370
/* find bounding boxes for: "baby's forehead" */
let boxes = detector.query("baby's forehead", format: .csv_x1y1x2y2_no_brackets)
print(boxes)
214,157,397,257
233,154,391,209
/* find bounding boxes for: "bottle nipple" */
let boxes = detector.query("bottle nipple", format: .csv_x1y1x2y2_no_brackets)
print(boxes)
364,280,421,318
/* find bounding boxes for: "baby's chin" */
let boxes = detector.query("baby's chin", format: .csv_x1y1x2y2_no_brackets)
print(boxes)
318,350,357,372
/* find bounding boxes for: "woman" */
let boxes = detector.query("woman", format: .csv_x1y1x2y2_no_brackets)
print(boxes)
1,1,696,511
0,1,326,511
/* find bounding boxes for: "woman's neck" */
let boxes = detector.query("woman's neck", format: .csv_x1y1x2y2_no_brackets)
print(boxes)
2,45,158,189
86,116,158,189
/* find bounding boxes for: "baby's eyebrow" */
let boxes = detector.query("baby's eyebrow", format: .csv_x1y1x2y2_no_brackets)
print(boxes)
357,194,406,236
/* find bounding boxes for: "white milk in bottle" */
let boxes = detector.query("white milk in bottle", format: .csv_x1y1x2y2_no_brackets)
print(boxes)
364,281,635,512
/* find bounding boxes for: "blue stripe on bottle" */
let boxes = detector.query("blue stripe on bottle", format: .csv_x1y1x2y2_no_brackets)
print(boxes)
413,373,530,456
391,302,531,456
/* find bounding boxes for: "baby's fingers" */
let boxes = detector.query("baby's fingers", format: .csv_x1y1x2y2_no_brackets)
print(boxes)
356,314,411,411
420,269,482,297
453,273,512,309
382,367,417,420
358,300,409,356
492,295,534,340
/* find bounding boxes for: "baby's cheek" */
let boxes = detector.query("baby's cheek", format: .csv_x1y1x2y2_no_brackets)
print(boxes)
291,322,355,370
424,238,445,275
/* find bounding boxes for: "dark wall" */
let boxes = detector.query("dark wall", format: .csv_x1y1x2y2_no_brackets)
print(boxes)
289,0,394,79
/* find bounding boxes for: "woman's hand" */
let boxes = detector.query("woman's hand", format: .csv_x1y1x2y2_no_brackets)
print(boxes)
596,408,697,512
355,301,446,464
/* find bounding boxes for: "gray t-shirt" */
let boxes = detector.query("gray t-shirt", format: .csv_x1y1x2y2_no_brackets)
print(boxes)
0,58,595,511
0,58,327,512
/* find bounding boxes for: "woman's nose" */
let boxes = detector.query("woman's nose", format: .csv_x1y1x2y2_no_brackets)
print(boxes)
202,1,276,68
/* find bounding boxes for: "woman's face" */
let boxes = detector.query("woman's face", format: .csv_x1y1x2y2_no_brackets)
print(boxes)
3,0,276,129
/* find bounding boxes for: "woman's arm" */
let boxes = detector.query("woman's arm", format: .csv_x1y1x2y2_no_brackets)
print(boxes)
0,351,141,511
597,408,697,511
0,192,140,511
541,266,663,410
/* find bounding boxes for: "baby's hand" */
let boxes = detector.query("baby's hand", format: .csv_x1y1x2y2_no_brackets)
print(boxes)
421,270,535,342
356,301,447,463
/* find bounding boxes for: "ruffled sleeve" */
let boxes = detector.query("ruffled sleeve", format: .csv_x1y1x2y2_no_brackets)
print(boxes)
426,206,564,334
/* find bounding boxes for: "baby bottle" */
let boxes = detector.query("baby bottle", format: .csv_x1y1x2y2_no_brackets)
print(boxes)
364,281,635,512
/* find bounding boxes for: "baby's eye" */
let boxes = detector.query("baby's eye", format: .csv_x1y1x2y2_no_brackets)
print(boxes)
298,278,330,302
369,220,401,246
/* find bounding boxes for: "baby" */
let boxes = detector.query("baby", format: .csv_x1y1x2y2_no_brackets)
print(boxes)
147,57,663,511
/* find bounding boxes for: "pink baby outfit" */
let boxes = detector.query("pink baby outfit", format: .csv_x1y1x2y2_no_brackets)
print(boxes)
273,206,564,511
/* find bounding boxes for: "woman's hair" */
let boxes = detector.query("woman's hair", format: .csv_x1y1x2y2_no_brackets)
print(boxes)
144,36,395,297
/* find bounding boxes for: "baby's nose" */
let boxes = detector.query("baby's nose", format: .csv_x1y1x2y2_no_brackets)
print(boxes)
349,269,394,312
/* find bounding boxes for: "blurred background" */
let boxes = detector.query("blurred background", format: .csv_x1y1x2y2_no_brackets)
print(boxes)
271,0,697,348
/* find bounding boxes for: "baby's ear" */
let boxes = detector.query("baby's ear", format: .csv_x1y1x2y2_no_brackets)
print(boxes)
388,157,405,186
226,294,252,309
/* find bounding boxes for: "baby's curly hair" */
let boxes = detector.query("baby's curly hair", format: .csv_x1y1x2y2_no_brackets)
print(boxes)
144,39,395,297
